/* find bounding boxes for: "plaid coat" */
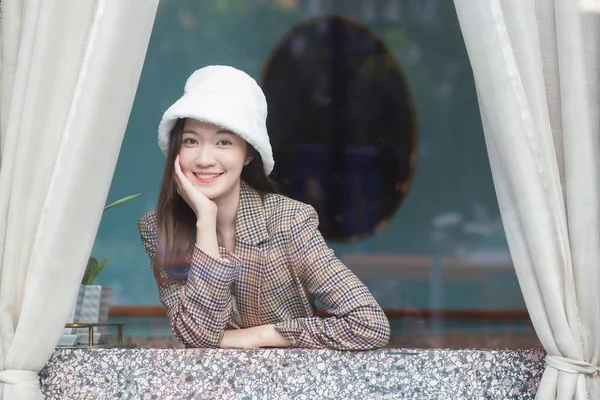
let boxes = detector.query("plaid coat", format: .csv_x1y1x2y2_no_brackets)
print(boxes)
138,182,390,350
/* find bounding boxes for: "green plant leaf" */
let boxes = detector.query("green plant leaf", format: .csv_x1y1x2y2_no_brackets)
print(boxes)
103,193,142,211
85,258,108,285
82,257,98,285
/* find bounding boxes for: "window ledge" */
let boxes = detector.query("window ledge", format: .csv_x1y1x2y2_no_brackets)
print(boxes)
40,347,545,399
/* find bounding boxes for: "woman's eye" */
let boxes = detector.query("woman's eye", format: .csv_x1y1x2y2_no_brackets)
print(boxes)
183,138,197,145
217,140,232,146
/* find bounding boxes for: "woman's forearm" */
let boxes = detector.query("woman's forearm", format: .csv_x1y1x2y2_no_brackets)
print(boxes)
219,324,292,349
256,324,292,347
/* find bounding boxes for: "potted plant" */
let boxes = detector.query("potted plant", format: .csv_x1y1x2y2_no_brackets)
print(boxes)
63,193,142,345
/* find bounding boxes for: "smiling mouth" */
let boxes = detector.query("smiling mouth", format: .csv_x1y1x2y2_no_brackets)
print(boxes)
193,172,223,183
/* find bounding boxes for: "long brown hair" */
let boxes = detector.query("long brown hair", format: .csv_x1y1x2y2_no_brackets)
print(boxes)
154,118,277,285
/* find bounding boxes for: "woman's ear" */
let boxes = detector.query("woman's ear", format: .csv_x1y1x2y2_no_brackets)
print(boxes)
244,156,254,166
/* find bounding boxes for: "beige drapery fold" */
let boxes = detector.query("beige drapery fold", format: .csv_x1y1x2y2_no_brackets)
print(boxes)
453,1,600,398
0,1,158,399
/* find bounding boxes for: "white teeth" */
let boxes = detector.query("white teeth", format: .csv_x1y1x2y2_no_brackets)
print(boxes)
195,173,220,179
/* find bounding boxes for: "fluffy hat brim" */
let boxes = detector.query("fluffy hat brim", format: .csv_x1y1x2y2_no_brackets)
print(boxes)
158,93,274,175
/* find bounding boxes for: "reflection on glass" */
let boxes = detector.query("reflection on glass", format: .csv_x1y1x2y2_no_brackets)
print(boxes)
261,16,417,242
91,1,532,350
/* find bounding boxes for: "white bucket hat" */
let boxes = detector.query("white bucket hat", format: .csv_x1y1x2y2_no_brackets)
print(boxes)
157,65,274,174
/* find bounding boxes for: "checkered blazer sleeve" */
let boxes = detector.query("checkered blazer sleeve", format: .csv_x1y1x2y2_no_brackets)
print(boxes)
138,212,241,348
274,204,390,350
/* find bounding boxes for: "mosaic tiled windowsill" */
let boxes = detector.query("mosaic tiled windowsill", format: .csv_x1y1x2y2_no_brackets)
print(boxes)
40,347,545,399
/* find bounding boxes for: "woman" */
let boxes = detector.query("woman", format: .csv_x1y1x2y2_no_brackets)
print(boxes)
138,65,390,349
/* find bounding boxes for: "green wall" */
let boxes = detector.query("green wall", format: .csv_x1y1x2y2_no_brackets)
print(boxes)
93,0,522,311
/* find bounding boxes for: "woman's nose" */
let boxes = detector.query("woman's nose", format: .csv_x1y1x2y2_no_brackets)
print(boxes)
194,146,216,166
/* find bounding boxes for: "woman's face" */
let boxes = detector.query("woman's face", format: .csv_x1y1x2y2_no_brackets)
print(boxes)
178,119,248,202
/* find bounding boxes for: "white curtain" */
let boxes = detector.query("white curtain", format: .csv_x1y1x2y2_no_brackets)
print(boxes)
453,0,600,399
0,1,158,399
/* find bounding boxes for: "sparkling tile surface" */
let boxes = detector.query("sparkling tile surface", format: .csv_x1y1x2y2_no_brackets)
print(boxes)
39,348,546,399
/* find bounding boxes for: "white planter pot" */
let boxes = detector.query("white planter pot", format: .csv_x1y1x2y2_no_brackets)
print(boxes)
64,285,86,328
73,285,113,344
61,285,87,345
79,285,112,324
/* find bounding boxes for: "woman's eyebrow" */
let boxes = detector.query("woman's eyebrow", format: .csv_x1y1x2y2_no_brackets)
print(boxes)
182,129,234,135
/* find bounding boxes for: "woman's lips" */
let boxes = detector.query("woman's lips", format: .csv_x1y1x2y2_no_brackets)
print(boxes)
193,172,223,184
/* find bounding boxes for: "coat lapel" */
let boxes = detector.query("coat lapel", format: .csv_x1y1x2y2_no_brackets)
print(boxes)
233,181,269,327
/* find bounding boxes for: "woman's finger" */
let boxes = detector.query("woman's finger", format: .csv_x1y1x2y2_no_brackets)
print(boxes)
175,157,194,189
174,156,184,178
173,156,190,190
174,176,182,195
